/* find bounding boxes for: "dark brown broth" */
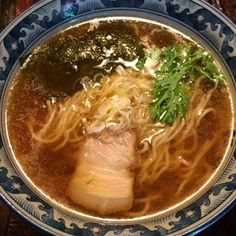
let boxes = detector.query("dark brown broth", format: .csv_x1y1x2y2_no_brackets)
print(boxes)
6,19,232,218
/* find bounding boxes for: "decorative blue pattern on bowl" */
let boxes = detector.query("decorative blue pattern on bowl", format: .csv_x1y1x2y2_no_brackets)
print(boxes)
0,0,236,235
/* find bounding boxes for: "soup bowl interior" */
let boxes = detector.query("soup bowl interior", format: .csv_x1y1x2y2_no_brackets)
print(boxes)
0,1,236,235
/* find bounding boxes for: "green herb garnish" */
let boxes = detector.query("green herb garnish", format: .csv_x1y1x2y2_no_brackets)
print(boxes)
138,43,225,124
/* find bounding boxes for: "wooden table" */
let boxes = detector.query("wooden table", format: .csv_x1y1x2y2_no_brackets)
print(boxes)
0,0,236,235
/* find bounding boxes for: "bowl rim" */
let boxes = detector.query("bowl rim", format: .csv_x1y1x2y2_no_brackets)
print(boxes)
0,0,236,235
1,12,235,222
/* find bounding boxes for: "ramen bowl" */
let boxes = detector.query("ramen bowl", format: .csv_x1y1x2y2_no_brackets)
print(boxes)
0,0,236,235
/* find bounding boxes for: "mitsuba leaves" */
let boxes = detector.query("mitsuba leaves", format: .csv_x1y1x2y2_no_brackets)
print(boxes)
138,43,225,124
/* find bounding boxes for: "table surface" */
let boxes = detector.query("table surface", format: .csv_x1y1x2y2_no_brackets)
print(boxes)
0,0,236,235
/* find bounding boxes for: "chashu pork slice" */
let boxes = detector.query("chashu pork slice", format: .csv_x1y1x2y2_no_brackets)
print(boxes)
67,131,136,214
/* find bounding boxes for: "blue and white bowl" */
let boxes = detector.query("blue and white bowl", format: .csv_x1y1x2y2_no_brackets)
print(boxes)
0,0,236,235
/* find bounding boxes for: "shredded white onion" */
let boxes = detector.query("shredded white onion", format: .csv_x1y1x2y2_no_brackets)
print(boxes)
83,73,153,134
86,122,105,134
